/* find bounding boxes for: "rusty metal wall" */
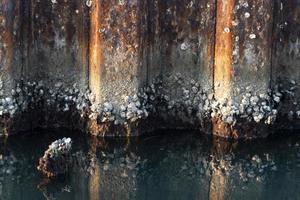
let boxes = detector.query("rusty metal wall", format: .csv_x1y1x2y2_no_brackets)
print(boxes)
0,0,300,137
143,0,215,88
213,0,275,138
215,0,273,100
0,0,22,95
89,0,144,104
272,0,300,126
22,0,89,90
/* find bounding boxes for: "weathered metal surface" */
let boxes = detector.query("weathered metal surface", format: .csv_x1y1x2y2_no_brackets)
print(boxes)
213,0,274,138
0,0,25,135
232,0,273,96
0,0,22,94
87,0,146,136
137,0,216,131
154,0,215,89
272,0,300,127
23,0,89,89
89,0,102,104
0,0,300,138
215,0,274,100
89,0,142,105
214,0,234,101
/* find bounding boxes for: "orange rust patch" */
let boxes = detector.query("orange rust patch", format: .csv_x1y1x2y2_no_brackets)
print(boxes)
214,0,234,100
89,1,102,103
213,0,234,137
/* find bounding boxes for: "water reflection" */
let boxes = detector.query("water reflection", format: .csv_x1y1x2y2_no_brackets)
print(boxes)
1,131,300,199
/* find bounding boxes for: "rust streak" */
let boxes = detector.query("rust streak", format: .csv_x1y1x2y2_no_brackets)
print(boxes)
214,0,234,100
89,0,102,103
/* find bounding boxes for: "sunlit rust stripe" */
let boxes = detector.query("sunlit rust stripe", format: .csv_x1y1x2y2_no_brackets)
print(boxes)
214,0,234,100
89,0,102,103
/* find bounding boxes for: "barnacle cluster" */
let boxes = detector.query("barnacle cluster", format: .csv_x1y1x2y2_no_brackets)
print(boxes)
0,80,90,119
46,138,72,159
0,74,298,135
38,138,72,178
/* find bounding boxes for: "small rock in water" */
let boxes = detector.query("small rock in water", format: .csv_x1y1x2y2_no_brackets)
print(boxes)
37,138,72,178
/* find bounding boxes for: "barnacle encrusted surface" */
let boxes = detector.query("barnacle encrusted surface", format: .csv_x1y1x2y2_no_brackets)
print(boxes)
37,138,72,178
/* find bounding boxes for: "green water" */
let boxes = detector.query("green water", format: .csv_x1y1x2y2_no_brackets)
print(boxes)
1,130,300,200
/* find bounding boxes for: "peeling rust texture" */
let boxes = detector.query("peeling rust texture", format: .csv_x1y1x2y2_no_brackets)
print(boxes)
272,0,300,116
0,0,22,95
215,0,274,101
23,0,89,90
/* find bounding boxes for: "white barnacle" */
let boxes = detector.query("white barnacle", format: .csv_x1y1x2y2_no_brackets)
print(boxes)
103,102,113,111
288,111,294,120
55,82,63,88
225,116,234,124
5,97,12,104
192,86,198,94
120,105,126,111
273,96,280,103
290,80,296,85
120,112,126,118
296,111,300,119
118,0,125,5
249,33,256,39
244,12,250,18
180,42,190,51
187,1,193,8
250,96,259,105
15,87,22,94
265,115,274,125
224,27,230,33
99,28,106,34
86,0,92,7
253,114,262,123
